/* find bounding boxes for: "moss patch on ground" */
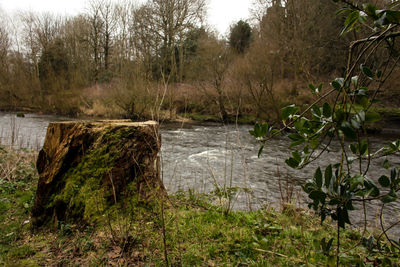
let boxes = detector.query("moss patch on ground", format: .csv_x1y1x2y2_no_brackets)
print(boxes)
1,147,399,266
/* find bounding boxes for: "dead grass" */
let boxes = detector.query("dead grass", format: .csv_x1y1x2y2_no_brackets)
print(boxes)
0,146,37,182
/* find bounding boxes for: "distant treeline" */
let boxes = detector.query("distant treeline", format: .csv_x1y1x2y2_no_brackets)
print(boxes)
0,0,398,121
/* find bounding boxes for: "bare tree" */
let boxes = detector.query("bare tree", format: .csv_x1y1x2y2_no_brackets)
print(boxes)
194,32,231,122
99,0,117,72
0,12,11,105
141,0,206,81
60,15,92,88
0,20,9,64
34,12,62,50
131,4,161,79
86,0,104,81
19,12,40,78
113,0,135,74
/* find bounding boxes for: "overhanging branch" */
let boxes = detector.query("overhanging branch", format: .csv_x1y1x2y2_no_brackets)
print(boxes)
350,31,400,49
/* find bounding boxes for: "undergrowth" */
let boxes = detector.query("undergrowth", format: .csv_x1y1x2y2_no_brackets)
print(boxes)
0,146,399,266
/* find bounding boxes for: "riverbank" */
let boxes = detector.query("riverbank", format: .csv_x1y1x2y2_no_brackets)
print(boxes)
0,146,399,266
2,103,400,128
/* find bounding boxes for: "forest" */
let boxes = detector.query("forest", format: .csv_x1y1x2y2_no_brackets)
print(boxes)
0,0,398,122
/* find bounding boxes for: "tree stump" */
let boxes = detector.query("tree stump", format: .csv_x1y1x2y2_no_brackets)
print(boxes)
31,120,165,228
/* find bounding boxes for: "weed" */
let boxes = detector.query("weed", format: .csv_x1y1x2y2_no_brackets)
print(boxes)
1,145,399,266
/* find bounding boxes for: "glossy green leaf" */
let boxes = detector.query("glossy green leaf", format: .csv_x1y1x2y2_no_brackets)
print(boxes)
341,122,357,140
317,83,323,93
292,150,301,163
351,116,361,129
311,105,322,118
356,88,368,97
261,123,269,136
381,191,398,203
335,109,345,123
290,140,305,148
350,174,364,191
309,190,326,203
309,84,317,94
310,138,319,149
383,159,390,169
322,102,332,118
338,207,351,228
255,123,262,136
288,133,303,141
302,182,315,194
288,133,305,148
378,175,390,187
271,129,280,135
294,118,306,131
391,168,397,182
314,167,323,188
285,157,299,169
350,143,358,154
364,179,380,197
361,64,374,79
365,111,381,122
282,105,299,121
325,165,332,187
331,79,342,91
341,10,360,35
346,200,355,211
359,140,368,155
258,145,264,158
358,110,366,123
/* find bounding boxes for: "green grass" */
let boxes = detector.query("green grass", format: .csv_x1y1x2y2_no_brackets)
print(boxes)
182,112,258,124
0,146,399,266
183,112,221,122
374,107,400,119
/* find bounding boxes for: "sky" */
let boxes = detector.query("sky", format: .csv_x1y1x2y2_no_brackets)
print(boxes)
0,0,252,35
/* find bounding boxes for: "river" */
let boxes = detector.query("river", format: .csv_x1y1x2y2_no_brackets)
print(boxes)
0,112,399,237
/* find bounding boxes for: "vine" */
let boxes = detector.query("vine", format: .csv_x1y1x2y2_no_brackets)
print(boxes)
251,1,400,265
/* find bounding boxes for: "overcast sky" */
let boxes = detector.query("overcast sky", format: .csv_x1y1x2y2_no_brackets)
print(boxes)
0,0,252,35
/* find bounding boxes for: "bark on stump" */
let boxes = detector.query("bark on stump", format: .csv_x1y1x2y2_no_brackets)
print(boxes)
31,120,165,228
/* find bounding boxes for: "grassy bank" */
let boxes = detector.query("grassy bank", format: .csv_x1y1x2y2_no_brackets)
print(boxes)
0,146,399,266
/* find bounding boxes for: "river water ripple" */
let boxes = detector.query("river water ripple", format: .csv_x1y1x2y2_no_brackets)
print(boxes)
1,112,399,237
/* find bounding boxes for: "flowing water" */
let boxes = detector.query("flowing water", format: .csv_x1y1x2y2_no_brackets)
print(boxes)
0,112,399,237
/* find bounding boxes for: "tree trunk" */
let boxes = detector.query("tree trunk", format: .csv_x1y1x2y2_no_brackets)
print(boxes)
31,120,165,228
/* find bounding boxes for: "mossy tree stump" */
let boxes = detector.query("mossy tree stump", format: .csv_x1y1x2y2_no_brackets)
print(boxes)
31,120,165,228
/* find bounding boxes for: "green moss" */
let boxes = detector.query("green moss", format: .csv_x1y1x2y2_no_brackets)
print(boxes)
54,143,115,221
10,259,40,267
51,126,140,223
100,126,137,143
7,245,35,259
